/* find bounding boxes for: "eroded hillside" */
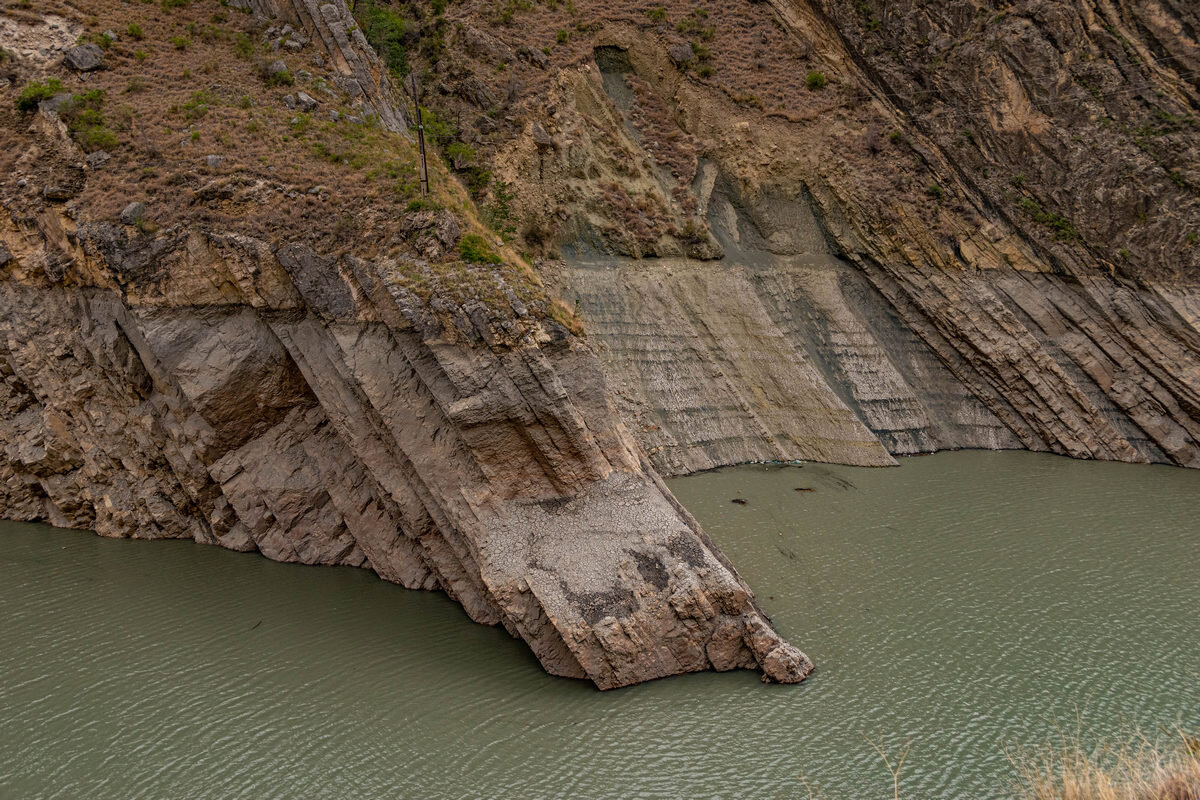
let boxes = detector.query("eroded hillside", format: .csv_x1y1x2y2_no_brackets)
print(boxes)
0,0,813,689
382,0,1200,471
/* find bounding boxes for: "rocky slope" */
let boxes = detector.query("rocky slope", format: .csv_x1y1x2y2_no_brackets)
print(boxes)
0,0,812,688
402,0,1200,473
4,0,1200,688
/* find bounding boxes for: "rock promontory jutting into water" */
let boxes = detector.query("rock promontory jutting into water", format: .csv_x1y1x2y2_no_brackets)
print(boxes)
2,0,1199,688
0,0,812,689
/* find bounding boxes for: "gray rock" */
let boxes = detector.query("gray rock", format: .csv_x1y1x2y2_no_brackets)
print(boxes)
64,44,105,72
0,243,12,268
295,91,317,112
476,114,498,134
120,202,146,225
266,60,289,78
296,69,312,82
329,109,340,121
531,122,556,150
275,242,353,318
283,94,296,110
38,94,73,115
43,184,77,201
205,154,224,169
517,46,550,70
456,76,497,109
434,210,460,249
85,150,111,170
668,41,696,65
284,39,304,51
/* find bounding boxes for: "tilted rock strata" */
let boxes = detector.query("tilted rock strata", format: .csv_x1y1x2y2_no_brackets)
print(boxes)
0,212,812,689
443,2,1200,473
0,0,813,688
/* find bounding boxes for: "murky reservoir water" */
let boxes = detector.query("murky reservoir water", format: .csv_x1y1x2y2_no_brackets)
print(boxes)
2,451,1198,799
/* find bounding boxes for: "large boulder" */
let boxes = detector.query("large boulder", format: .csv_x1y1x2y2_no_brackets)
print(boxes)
64,43,105,72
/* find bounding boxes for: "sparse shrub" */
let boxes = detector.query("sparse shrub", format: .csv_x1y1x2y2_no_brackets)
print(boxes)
124,77,146,93
1018,196,1080,240
676,8,714,40
134,49,148,61
238,94,253,109
459,233,502,264
354,0,409,77
925,183,945,201
16,78,65,112
645,6,667,23
446,141,476,168
126,22,144,40
169,36,190,50
59,89,118,152
234,33,255,58
161,0,189,8
78,126,119,151
889,129,903,144
697,64,714,78
806,70,827,90
556,29,570,44
180,90,214,120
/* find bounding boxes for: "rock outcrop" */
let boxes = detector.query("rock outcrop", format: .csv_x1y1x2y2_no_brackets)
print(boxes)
0,211,812,689
0,0,813,689
423,0,1200,473
5,0,1200,690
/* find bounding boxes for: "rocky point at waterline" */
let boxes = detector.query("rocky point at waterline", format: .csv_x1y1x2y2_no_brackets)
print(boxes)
1,0,1199,689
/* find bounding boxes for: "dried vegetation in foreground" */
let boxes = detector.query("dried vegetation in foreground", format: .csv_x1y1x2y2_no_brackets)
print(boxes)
1012,730,1200,800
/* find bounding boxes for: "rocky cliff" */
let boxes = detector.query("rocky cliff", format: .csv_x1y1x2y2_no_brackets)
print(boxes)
0,0,812,688
405,0,1200,473
4,0,1200,688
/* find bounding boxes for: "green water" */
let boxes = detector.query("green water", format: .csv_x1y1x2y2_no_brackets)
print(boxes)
1,451,1197,799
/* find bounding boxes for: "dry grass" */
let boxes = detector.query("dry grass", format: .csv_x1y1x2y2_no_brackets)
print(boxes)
1012,730,1200,800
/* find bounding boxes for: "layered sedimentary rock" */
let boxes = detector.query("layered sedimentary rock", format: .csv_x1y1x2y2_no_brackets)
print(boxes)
431,0,1200,473
5,0,1200,690
0,216,812,689
0,0,813,689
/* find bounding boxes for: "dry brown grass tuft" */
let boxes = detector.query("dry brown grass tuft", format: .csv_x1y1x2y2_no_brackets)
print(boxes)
1012,730,1200,800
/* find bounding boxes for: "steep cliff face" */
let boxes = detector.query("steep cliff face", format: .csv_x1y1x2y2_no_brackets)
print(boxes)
5,0,1200,687
407,0,1200,473
0,0,812,688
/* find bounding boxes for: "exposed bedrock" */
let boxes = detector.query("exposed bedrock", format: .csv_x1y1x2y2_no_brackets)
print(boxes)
566,190,1200,475
0,223,811,689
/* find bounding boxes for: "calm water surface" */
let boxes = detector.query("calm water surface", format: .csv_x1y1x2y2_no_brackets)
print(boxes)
2,451,1198,799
